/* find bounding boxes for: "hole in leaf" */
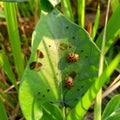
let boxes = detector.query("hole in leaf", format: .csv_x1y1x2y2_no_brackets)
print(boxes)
81,93,84,97
80,49,84,52
35,62,42,71
53,12,56,15
50,101,54,104
67,71,78,79
38,92,40,95
72,36,75,39
66,26,69,29
47,89,50,92
29,61,37,70
63,102,69,107
74,98,79,101
77,88,80,91
59,43,68,50
37,49,44,58
42,94,45,98
48,45,51,47
68,44,72,48
81,85,84,88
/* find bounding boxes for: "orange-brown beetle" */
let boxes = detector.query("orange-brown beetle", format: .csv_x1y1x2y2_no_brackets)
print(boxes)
65,77,73,89
66,52,79,62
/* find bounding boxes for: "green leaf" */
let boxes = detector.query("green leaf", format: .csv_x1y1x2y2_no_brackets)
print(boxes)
49,0,61,6
40,0,54,12
105,113,120,120
19,8,101,119
0,99,8,120
0,11,5,19
67,53,120,120
102,94,120,120
41,103,64,120
111,0,119,12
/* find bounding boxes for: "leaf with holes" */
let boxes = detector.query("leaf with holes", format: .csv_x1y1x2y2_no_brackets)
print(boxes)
19,9,100,119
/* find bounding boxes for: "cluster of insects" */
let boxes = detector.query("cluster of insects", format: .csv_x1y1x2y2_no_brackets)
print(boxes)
59,42,79,89
30,45,80,90
29,49,44,71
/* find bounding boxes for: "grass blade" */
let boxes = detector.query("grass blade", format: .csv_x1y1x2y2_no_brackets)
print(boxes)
0,99,8,120
61,0,74,21
0,51,18,91
92,4,100,40
95,4,120,54
77,0,85,27
3,2,24,79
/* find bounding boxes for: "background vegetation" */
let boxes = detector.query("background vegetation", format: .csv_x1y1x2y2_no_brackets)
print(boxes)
0,0,120,120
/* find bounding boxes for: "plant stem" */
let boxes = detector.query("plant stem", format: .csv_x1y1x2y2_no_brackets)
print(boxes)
94,0,110,120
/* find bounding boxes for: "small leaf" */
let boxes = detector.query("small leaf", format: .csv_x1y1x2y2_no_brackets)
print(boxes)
42,103,64,120
102,94,120,120
40,0,54,12
49,0,61,6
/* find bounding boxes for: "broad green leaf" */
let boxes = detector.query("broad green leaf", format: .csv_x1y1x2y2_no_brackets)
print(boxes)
102,94,120,120
19,8,100,119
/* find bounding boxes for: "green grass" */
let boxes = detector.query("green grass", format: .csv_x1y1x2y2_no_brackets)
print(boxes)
3,2,24,79
61,0,74,21
77,0,85,27
0,99,8,120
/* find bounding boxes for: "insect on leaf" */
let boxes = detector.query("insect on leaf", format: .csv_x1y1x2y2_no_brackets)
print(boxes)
19,9,100,119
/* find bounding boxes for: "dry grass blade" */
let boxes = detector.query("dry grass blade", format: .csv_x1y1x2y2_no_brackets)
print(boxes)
102,74,120,99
